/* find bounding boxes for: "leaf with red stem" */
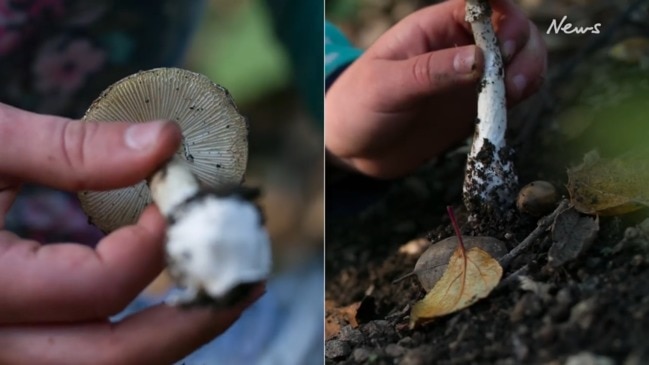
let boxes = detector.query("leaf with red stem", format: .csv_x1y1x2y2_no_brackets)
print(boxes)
409,206,503,328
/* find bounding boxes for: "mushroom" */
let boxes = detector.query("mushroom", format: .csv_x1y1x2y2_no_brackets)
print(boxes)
80,68,248,232
463,0,518,224
79,68,271,306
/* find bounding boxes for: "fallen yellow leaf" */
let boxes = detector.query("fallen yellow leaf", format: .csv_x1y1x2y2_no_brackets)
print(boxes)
567,150,649,216
413,236,506,292
409,246,502,328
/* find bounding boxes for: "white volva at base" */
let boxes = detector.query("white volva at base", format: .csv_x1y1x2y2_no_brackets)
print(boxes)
149,157,272,306
164,195,272,305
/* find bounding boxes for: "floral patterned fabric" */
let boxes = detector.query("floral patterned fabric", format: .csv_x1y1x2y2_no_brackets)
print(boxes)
1,0,204,244
0,0,204,117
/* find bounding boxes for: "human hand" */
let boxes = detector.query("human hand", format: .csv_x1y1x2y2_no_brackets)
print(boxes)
0,103,264,364
325,0,547,179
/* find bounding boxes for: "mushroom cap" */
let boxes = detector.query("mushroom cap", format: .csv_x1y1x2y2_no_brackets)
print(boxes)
79,68,248,232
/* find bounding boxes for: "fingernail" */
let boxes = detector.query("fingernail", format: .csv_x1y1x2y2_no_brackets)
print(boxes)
502,40,515,62
512,74,527,98
453,47,477,74
125,121,165,150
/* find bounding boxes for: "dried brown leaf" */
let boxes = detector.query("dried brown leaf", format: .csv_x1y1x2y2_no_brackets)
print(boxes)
409,245,503,328
549,208,599,267
567,150,649,215
325,300,361,340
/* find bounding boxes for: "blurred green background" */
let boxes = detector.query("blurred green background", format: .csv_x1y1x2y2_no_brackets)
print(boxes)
186,0,291,105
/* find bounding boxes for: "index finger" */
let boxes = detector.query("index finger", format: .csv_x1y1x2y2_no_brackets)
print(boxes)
0,103,181,191
369,0,474,60
370,0,531,61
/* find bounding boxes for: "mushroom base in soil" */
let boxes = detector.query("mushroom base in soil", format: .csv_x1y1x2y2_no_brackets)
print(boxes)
79,68,272,307
463,0,518,225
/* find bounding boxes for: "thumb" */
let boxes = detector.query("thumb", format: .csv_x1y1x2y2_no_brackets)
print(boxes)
379,45,484,106
0,105,181,191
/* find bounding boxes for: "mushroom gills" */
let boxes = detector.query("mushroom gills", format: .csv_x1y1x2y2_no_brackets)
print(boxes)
150,159,271,307
79,67,248,233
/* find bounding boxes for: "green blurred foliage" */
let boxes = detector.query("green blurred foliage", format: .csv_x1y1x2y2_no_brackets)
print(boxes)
557,64,649,159
185,0,291,107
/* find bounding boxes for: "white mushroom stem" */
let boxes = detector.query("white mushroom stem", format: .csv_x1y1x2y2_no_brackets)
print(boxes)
463,0,518,220
149,156,200,217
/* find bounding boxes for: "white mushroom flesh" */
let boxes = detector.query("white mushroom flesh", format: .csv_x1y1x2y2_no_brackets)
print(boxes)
163,193,271,305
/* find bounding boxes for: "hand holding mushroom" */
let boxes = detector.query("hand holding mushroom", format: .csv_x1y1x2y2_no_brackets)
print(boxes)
0,102,264,363
325,0,546,179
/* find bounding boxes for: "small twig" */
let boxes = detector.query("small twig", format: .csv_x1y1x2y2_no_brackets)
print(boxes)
496,264,529,291
499,200,570,269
